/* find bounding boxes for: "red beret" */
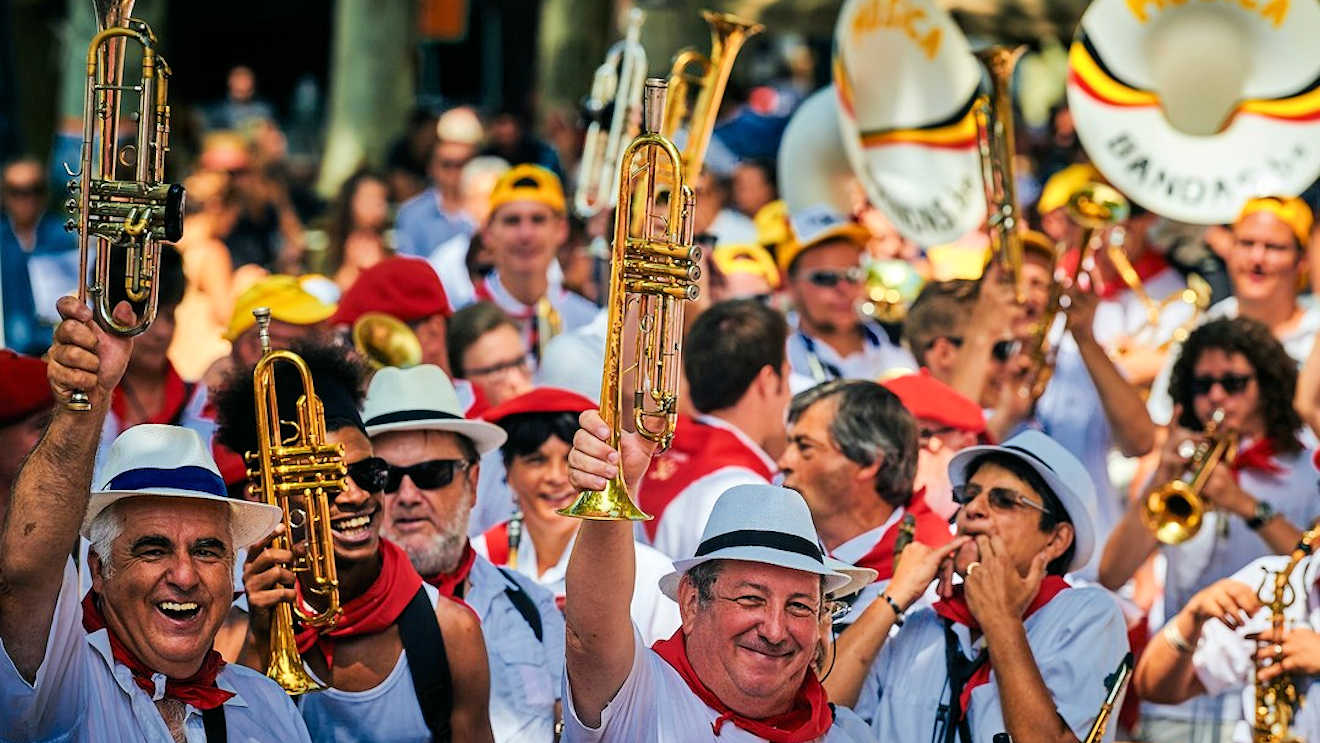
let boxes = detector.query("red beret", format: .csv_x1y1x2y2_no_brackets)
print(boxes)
882,369,985,434
332,256,452,326
481,387,596,424
0,351,54,427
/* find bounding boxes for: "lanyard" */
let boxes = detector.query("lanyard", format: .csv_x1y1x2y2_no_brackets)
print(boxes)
799,332,844,383
940,620,984,743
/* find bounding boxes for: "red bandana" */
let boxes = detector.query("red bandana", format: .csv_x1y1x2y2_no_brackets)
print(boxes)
295,539,423,668
651,629,834,742
110,362,190,432
1060,248,1169,300
81,593,234,710
844,491,954,582
1231,438,1284,479
424,541,477,599
931,575,1071,720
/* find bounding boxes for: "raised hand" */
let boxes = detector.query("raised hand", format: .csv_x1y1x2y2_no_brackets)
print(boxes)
567,409,658,497
1182,577,1261,631
886,537,971,610
241,525,297,642
47,296,136,409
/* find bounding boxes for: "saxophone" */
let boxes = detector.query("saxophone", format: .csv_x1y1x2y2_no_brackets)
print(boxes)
1253,523,1320,743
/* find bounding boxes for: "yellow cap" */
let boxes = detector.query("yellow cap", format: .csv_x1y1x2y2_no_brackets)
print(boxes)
754,200,791,248
224,275,338,341
1037,164,1102,215
776,205,871,276
1237,196,1314,245
712,244,781,290
488,164,565,217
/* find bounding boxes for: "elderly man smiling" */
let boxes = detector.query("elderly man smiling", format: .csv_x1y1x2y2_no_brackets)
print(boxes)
0,296,309,742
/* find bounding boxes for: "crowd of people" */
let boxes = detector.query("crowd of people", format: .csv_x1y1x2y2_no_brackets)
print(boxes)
4,15,1320,743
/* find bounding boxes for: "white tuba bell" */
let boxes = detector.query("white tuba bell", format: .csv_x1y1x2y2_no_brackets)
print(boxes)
832,0,984,247
1067,0,1320,224
777,86,855,218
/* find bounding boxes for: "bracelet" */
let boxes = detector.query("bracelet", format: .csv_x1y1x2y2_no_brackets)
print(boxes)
1162,622,1194,654
880,593,905,627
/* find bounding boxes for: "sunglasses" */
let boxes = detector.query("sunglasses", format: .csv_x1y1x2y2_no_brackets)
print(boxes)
805,267,866,288
952,483,1050,517
939,336,1021,363
345,457,389,493
383,459,471,493
1190,373,1253,396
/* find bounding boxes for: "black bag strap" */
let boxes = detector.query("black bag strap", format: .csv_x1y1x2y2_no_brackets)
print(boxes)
202,705,227,743
398,586,453,743
496,567,544,643
941,619,986,743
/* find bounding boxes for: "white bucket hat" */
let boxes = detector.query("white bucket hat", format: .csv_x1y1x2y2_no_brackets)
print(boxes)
362,365,507,455
83,424,282,548
658,484,850,601
947,429,1098,573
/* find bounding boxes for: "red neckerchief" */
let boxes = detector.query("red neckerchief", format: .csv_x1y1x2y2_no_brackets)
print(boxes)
651,629,833,742
1059,248,1169,300
111,363,190,432
81,592,234,710
1232,437,1284,479
843,491,955,582
424,541,477,599
931,575,1071,720
294,539,423,668
482,521,512,567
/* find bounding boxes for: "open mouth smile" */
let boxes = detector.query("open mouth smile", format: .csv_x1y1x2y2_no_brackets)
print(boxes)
155,600,202,623
331,506,379,544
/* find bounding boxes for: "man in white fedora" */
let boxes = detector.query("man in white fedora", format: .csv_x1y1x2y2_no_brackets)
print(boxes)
564,407,873,742
824,429,1131,743
0,296,309,742
364,363,567,742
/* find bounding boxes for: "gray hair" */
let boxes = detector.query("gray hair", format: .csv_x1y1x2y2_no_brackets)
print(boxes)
787,380,918,508
684,559,827,609
87,499,237,580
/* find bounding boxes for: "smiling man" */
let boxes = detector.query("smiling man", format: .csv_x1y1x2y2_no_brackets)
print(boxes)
0,296,308,742
215,341,494,743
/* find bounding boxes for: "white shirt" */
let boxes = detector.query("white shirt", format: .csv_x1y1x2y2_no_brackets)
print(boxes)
785,314,916,394
1,560,311,743
475,529,680,646
1193,552,1320,743
468,272,598,359
537,308,608,403
645,415,778,561
856,584,1130,742
561,626,872,743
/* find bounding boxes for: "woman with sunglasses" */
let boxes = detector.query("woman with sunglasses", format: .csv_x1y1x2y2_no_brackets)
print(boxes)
1099,316,1320,743
474,387,680,644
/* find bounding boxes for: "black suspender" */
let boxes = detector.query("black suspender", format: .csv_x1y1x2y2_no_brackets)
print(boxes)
941,619,986,743
201,705,227,743
496,567,544,643
397,586,453,743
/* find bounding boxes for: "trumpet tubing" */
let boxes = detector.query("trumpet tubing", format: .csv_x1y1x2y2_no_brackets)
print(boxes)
1143,408,1238,545
974,45,1028,300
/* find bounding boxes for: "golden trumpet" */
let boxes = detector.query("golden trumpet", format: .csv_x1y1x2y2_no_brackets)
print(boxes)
1143,408,1238,545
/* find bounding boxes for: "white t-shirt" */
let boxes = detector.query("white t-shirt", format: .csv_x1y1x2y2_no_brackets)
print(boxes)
1193,552,1320,743
562,626,872,742
1,559,311,743
785,314,916,394
856,584,1130,743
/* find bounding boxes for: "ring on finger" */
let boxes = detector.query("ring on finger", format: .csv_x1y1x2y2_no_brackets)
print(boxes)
966,561,982,576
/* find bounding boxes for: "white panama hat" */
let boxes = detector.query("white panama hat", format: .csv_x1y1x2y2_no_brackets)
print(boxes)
658,484,851,601
83,424,282,548
362,365,507,455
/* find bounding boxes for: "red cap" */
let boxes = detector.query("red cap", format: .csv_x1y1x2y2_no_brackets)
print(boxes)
481,387,596,424
332,257,452,326
882,369,985,434
0,351,54,427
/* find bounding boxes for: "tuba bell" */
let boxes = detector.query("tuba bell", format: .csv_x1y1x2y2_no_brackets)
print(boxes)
559,78,701,521
64,0,185,411
574,8,647,218
1143,408,1239,545
246,307,345,694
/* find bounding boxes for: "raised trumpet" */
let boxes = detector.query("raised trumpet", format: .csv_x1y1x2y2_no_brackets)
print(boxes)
974,46,1029,302
1143,408,1239,545
64,0,184,411
575,8,647,218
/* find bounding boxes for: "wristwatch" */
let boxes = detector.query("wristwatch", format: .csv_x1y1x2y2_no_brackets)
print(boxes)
1246,499,1276,530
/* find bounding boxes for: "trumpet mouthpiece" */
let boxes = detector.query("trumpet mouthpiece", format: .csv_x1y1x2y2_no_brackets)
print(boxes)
643,78,667,135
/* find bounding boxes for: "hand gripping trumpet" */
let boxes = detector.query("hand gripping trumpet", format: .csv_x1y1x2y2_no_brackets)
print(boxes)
1142,408,1239,545
246,307,345,694
558,79,701,521
64,0,185,411
575,8,647,218
1251,523,1320,743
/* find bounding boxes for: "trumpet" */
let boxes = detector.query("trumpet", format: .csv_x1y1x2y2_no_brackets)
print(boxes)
64,0,185,411
661,10,763,175
246,307,345,694
1143,408,1239,545
974,46,1027,302
1252,523,1320,743
559,78,701,521
351,312,423,369
575,8,647,219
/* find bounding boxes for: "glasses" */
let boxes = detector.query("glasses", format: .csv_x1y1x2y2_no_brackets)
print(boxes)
1190,373,1254,396
952,483,1050,516
436,158,468,170
938,336,1021,363
466,354,530,378
384,459,471,492
346,457,389,493
805,267,866,288
3,182,43,198
919,425,957,444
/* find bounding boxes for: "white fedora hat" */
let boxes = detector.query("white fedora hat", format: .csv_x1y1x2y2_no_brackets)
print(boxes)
947,429,1097,573
83,424,282,548
823,555,878,601
658,484,850,601
363,365,507,455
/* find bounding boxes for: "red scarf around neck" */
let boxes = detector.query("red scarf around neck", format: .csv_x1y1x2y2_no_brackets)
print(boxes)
651,629,833,742
295,539,423,668
81,592,234,710
424,540,477,599
111,362,190,432
844,491,954,582
931,575,1071,720
1231,437,1284,479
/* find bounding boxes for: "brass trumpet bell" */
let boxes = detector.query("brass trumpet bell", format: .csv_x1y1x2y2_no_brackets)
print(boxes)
1142,479,1204,545
352,312,423,370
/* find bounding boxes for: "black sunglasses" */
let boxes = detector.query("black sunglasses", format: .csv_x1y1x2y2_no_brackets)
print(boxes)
952,483,1051,516
805,267,866,288
938,336,1020,363
346,456,389,493
1190,373,1253,396
384,459,471,493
